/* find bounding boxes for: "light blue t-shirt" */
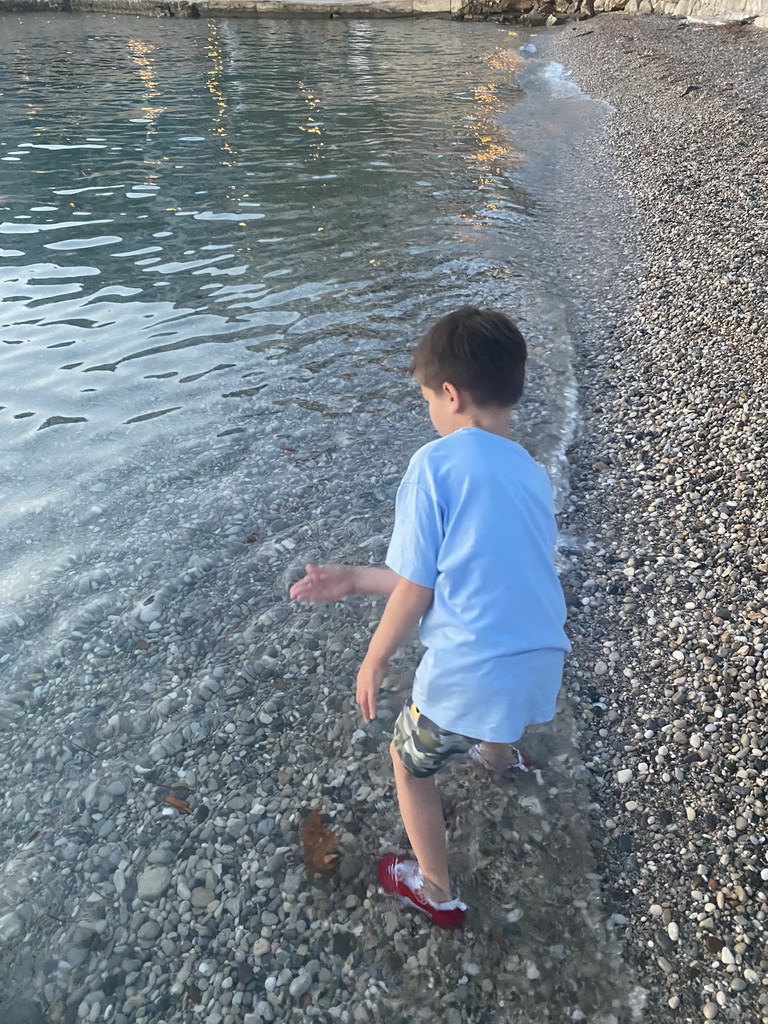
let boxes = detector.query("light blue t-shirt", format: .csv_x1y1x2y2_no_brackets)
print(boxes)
386,427,570,743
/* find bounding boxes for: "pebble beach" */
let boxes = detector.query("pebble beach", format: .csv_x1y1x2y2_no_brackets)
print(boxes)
0,425,636,1024
547,15,768,1024
0,12,767,1024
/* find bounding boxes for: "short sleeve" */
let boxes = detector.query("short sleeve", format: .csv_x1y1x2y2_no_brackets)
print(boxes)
385,481,443,589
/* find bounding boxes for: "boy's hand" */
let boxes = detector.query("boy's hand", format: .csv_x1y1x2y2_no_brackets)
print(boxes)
289,564,354,603
356,655,388,723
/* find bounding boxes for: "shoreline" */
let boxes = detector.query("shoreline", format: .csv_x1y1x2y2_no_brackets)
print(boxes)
545,16,768,1024
1,14,767,1024
0,24,636,1024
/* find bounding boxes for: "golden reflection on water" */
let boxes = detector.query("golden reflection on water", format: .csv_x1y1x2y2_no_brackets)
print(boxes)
483,45,526,74
457,45,525,235
127,39,166,130
127,39,165,194
205,24,253,225
205,24,234,165
298,81,325,175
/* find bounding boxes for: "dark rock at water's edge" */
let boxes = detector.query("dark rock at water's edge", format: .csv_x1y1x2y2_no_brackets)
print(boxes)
0,0,594,17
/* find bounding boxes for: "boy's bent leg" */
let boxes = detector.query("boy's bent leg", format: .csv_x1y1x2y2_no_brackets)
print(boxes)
389,740,452,903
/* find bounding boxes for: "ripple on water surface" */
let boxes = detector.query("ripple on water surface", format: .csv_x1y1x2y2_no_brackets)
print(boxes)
0,15,576,616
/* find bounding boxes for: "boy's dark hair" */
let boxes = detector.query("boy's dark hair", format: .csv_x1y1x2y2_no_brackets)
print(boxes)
409,306,526,408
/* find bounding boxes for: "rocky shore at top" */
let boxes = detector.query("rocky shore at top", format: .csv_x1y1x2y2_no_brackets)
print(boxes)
2,0,766,31
542,15,768,1024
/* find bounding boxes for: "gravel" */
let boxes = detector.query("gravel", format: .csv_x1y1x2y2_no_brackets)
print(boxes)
0,393,636,1021
540,14,768,1024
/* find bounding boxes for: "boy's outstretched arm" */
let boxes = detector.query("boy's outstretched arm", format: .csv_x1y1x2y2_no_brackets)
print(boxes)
357,576,433,723
289,564,397,603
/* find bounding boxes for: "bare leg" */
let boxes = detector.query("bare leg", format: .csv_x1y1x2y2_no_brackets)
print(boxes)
389,740,452,902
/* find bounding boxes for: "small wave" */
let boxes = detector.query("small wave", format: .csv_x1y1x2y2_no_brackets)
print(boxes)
18,143,107,151
540,62,586,100
44,236,123,251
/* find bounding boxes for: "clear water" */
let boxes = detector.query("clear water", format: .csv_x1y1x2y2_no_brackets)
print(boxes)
0,16,577,634
0,15,579,627
0,16,635,1024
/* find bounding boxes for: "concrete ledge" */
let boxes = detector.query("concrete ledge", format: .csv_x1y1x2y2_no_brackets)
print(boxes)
0,0,65,9
195,0,427,14
0,0,453,12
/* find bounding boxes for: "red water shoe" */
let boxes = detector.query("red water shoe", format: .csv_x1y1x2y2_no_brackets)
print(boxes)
377,854,466,930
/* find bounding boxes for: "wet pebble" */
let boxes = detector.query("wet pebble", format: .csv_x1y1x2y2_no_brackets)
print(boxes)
137,867,171,901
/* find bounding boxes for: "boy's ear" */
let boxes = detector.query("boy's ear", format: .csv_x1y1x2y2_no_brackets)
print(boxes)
442,381,464,410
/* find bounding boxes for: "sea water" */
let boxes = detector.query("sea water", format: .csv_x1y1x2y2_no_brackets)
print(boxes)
0,17,581,635
0,14,620,1018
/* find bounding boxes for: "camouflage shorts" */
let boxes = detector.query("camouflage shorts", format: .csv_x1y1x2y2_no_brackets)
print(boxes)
392,701,479,779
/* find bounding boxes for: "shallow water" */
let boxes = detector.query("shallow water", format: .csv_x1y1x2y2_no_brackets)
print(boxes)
0,16,632,1024
0,15,577,624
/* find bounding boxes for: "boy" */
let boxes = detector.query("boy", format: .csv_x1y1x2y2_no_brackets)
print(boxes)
290,306,570,929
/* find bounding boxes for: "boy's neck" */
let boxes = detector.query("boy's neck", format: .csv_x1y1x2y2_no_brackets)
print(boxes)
457,408,512,440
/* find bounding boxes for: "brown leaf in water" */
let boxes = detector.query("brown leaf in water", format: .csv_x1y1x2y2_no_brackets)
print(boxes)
300,810,340,879
246,533,259,544
490,930,509,952
164,795,192,814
